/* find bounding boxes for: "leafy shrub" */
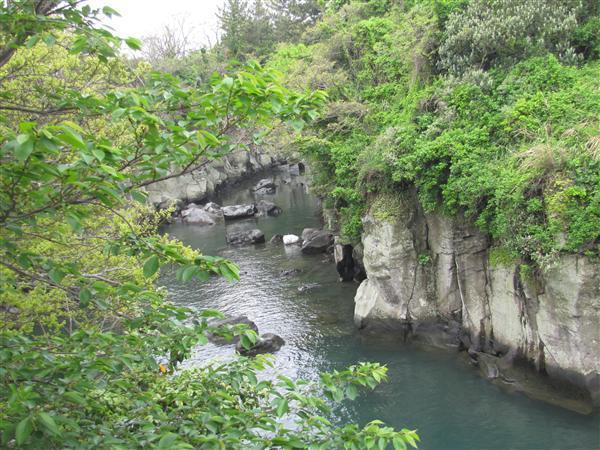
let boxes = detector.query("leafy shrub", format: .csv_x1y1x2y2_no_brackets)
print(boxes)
439,0,582,75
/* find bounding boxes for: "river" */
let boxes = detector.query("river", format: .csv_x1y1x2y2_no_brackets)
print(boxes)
161,167,600,450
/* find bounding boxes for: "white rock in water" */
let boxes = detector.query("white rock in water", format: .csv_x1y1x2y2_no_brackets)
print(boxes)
283,234,300,245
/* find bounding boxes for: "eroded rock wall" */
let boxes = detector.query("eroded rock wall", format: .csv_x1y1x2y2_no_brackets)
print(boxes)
146,149,280,209
354,194,600,406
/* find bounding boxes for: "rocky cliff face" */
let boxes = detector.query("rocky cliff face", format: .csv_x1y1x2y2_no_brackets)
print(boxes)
354,193,600,408
146,149,281,209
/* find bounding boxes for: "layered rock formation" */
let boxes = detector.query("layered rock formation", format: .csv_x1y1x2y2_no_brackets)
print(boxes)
146,149,281,209
354,193,600,408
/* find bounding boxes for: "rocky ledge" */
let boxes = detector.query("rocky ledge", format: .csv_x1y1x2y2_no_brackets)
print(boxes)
352,192,600,412
145,149,287,209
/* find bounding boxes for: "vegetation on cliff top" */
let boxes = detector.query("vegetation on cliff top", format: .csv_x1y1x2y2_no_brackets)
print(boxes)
266,0,599,269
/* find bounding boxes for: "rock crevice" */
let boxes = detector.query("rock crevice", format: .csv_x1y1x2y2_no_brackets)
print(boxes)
354,193,600,408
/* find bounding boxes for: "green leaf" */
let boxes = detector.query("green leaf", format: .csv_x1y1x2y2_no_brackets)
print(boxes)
157,433,178,448
37,412,60,436
63,391,87,405
25,36,40,48
276,398,288,417
79,288,92,307
125,37,142,50
58,127,87,151
181,265,199,282
15,417,32,446
393,437,408,450
48,268,66,284
289,119,305,132
102,6,121,17
347,384,358,400
130,190,147,204
14,134,34,162
92,148,105,161
240,334,253,350
222,77,234,89
42,34,56,45
143,255,160,278
66,213,82,233
112,108,127,119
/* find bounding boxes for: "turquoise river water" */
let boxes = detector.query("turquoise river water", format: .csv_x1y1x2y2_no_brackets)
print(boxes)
161,168,600,450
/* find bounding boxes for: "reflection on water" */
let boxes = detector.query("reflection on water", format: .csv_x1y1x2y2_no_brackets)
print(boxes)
161,168,600,450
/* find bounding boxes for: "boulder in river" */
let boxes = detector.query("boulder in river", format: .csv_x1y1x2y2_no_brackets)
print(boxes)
207,315,259,345
182,208,216,225
283,234,300,245
236,332,285,356
301,228,320,241
270,234,283,244
226,229,265,245
222,204,257,220
253,178,276,194
203,202,223,215
256,200,282,216
181,203,224,225
301,229,334,254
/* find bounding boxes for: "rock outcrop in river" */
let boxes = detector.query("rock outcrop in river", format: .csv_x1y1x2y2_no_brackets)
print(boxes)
236,333,285,356
226,229,265,245
352,192,600,408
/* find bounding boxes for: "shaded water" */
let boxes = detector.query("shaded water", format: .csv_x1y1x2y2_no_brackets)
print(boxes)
161,168,600,450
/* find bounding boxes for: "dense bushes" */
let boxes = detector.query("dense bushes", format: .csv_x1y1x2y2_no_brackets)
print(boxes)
271,0,599,266
439,0,582,75
1,3,422,448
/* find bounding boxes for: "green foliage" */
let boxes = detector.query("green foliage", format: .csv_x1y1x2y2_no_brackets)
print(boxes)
217,0,322,60
277,0,598,269
418,254,431,266
2,332,420,448
439,0,582,75
0,2,421,449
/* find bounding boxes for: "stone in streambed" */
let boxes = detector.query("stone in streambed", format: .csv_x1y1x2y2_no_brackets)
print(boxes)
222,204,257,219
301,229,334,254
283,234,300,245
256,200,282,216
207,315,259,345
226,229,265,245
280,268,302,277
270,234,284,244
236,333,285,356
181,202,224,225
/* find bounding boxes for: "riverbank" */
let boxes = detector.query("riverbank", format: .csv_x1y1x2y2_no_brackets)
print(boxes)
159,169,599,449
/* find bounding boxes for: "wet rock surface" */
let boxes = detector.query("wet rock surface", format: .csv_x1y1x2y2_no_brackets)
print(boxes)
283,234,300,245
256,200,282,216
180,202,224,225
222,204,257,220
236,333,285,356
301,229,334,254
226,229,265,245
253,178,276,194
280,268,302,277
207,315,259,345
269,234,283,244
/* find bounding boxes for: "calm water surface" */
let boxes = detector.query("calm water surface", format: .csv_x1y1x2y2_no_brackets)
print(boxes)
161,168,600,450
